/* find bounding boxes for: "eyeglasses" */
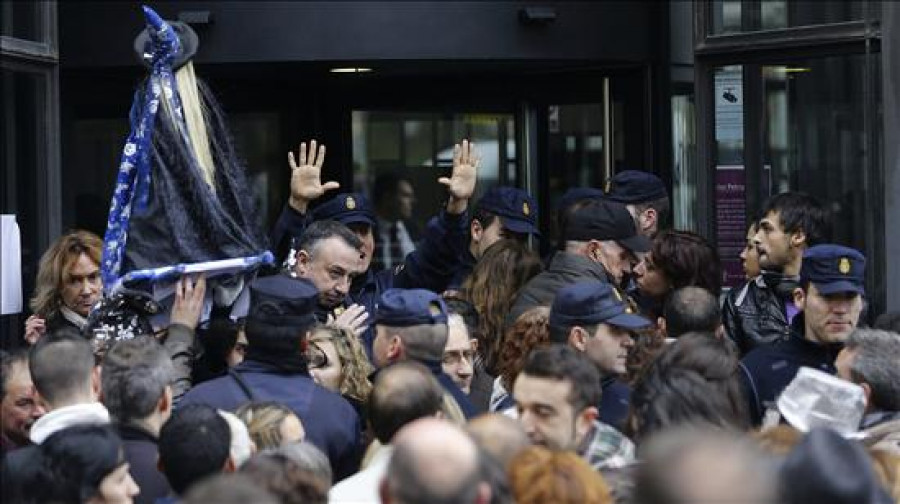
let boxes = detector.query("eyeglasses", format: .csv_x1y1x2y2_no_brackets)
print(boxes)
305,342,329,370
442,349,475,367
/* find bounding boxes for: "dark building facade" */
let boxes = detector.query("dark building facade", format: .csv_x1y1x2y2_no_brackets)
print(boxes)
2,1,897,341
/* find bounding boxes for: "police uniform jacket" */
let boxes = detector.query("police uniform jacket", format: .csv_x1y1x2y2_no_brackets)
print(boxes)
179,359,362,480
599,377,631,431
739,314,842,425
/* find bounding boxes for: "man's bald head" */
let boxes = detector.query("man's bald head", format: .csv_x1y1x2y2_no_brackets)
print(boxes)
382,418,490,504
662,287,722,339
466,413,530,466
369,362,444,444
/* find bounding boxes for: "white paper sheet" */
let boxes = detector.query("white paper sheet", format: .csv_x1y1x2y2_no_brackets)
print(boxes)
1,215,23,315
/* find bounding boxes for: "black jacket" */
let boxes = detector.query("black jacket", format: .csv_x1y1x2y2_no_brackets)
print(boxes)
117,424,171,504
722,274,797,357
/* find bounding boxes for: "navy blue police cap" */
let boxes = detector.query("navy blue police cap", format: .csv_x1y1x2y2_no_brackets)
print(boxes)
311,192,376,227
374,288,448,327
550,281,652,331
605,170,668,204
475,186,540,236
564,199,651,253
247,274,318,328
800,245,866,296
558,187,606,213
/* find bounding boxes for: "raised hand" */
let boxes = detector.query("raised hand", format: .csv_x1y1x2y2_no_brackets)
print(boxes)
326,303,369,338
439,139,479,214
169,274,207,331
24,315,46,345
288,139,340,213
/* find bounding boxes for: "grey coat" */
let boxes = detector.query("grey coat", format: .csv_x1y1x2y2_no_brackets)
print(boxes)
506,251,613,327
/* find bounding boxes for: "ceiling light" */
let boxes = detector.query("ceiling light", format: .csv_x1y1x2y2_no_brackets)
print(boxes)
329,67,373,74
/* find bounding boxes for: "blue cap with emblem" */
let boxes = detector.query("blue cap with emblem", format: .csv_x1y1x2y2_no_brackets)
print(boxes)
247,274,319,328
374,288,448,327
605,170,667,204
311,192,376,227
474,186,540,236
549,281,651,330
800,244,866,296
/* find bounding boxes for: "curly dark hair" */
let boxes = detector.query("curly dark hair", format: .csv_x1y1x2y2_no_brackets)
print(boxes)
648,230,722,297
496,306,551,392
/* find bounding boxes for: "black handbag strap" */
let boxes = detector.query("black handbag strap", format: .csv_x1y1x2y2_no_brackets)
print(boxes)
227,369,256,402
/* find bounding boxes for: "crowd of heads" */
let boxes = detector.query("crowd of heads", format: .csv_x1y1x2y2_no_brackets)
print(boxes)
4,90,900,504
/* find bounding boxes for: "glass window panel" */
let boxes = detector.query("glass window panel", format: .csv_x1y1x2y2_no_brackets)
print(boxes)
229,113,281,229
762,54,876,255
67,119,128,235
710,0,742,35
546,103,606,245
403,119,434,167
351,111,517,234
671,94,698,231
1,68,47,334
1,1,43,41
710,0,869,35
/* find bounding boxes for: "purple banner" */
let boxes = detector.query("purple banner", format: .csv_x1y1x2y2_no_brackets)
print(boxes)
716,166,747,289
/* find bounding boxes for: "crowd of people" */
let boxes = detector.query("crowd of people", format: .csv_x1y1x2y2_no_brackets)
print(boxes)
3,151,899,503
2,8,899,504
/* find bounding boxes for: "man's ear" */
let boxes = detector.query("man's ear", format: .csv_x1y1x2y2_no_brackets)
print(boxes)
158,385,173,415
294,249,312,275
574,406,599,443
387,335,404,361
790,229,807,249
470,219,483,242
793,287,806,310
640,207,657,232
587,240,603,262
568,327,588,352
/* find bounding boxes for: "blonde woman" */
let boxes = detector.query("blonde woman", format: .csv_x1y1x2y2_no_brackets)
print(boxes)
25,230,103,343
235,401,305,451
306,326,374,409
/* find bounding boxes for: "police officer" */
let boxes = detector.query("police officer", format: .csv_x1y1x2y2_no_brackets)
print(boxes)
371,288,477,419
605,170,670,314
604,170,669,238
180,275,362,480
270,139,477,355
548,281,653,430
740,244,866,425
448,186,541,291
508,198,650,326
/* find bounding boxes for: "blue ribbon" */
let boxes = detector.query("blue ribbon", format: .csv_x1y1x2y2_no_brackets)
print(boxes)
101,6,191,289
